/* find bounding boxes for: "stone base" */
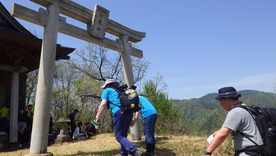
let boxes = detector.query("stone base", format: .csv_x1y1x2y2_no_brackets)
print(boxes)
25,152,53,156
131,139,144,143
55,134,71,144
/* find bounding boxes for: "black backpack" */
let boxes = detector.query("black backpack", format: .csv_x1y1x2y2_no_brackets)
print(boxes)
109,84,141,114
235,105,276,156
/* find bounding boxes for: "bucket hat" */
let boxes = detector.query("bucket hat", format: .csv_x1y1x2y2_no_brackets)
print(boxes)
215,86,241,100
101,79,118,89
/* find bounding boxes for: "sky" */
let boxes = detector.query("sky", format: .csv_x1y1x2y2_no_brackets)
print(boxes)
2,0,276,99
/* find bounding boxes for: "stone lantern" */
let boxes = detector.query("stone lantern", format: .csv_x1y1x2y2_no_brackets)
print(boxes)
55,117,71,144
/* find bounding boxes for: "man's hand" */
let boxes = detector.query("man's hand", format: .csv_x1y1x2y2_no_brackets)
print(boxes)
205,127,233,155
130,117,138,127
130,120,136,127
95,117,100,124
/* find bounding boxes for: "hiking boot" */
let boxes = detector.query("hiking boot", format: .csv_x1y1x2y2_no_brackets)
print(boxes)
132,150,143,156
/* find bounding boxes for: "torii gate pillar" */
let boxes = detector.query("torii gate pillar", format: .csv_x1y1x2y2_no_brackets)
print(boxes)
26,3,59,156
120,35,141,140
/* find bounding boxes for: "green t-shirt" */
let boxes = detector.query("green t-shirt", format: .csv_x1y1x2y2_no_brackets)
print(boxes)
0,106,9,118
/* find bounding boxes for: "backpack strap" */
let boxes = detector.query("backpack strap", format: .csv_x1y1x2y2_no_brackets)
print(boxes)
234,105,260,146
234,105,256,120
236,131,259,146
107,88,121,109
108,101,121,108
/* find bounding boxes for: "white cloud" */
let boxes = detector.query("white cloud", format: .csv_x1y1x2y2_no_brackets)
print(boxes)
168,72,276,99
225,73,276,92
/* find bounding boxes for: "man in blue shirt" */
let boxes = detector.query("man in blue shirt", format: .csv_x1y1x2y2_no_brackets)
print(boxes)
131,96,158,156
95,79,143,156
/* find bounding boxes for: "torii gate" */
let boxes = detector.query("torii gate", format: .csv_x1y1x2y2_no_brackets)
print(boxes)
11,0,146,155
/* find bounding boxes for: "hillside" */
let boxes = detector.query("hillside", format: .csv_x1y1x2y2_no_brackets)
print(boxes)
172,90,276,135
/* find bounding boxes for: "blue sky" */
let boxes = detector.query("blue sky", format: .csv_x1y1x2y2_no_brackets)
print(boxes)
2,0,276,99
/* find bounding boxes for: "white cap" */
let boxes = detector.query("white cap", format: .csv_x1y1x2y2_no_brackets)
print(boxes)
101,79,117,89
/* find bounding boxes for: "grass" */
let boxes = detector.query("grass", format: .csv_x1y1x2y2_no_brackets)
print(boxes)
0,133,234,156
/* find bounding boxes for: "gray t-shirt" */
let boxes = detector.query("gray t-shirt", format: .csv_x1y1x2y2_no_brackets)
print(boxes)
222,104,263,151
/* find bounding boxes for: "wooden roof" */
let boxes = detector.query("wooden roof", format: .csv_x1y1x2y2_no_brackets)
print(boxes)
0,2,75,72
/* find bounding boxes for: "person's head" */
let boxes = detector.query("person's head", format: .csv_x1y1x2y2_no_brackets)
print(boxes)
74,109,79,114
77,122,83,127
101,79,119,89
27,104,33,111
19,108,24,114
215,86,241,111
85,122,91,127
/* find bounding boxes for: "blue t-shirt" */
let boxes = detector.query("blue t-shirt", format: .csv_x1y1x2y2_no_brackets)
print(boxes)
139,96,157,119
101,88,120,116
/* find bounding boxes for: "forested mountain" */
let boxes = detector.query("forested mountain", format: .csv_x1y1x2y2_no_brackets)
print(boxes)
172,90,276,135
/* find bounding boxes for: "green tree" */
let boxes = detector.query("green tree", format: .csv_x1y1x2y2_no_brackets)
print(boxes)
25,70,38,106
141,75,187,134
51,60,80,121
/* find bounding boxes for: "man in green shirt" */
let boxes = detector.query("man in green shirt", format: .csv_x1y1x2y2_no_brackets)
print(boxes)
0,103,9,133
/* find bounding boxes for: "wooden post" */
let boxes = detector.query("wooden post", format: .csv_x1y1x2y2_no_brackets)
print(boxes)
120,35,141,140
9,72,19,144
27,3,59,156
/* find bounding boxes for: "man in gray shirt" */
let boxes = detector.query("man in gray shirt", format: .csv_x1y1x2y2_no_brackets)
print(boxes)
204,87,263,156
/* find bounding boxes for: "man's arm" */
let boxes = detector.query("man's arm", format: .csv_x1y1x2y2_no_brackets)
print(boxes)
95,99,107,123
204,126,233,155
130,111,140,127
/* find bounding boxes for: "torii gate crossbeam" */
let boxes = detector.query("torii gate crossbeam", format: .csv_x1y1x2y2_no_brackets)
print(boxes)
12,3,144,58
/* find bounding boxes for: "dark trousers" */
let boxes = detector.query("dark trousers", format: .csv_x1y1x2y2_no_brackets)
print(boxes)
142,114,157,145
235,146,266,156
143,114,157,154
0,117,9,133
69,123,76,138
113,110,137,156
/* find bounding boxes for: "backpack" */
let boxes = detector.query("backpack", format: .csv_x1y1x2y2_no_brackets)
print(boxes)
235,105,276,156
109,84,141,114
